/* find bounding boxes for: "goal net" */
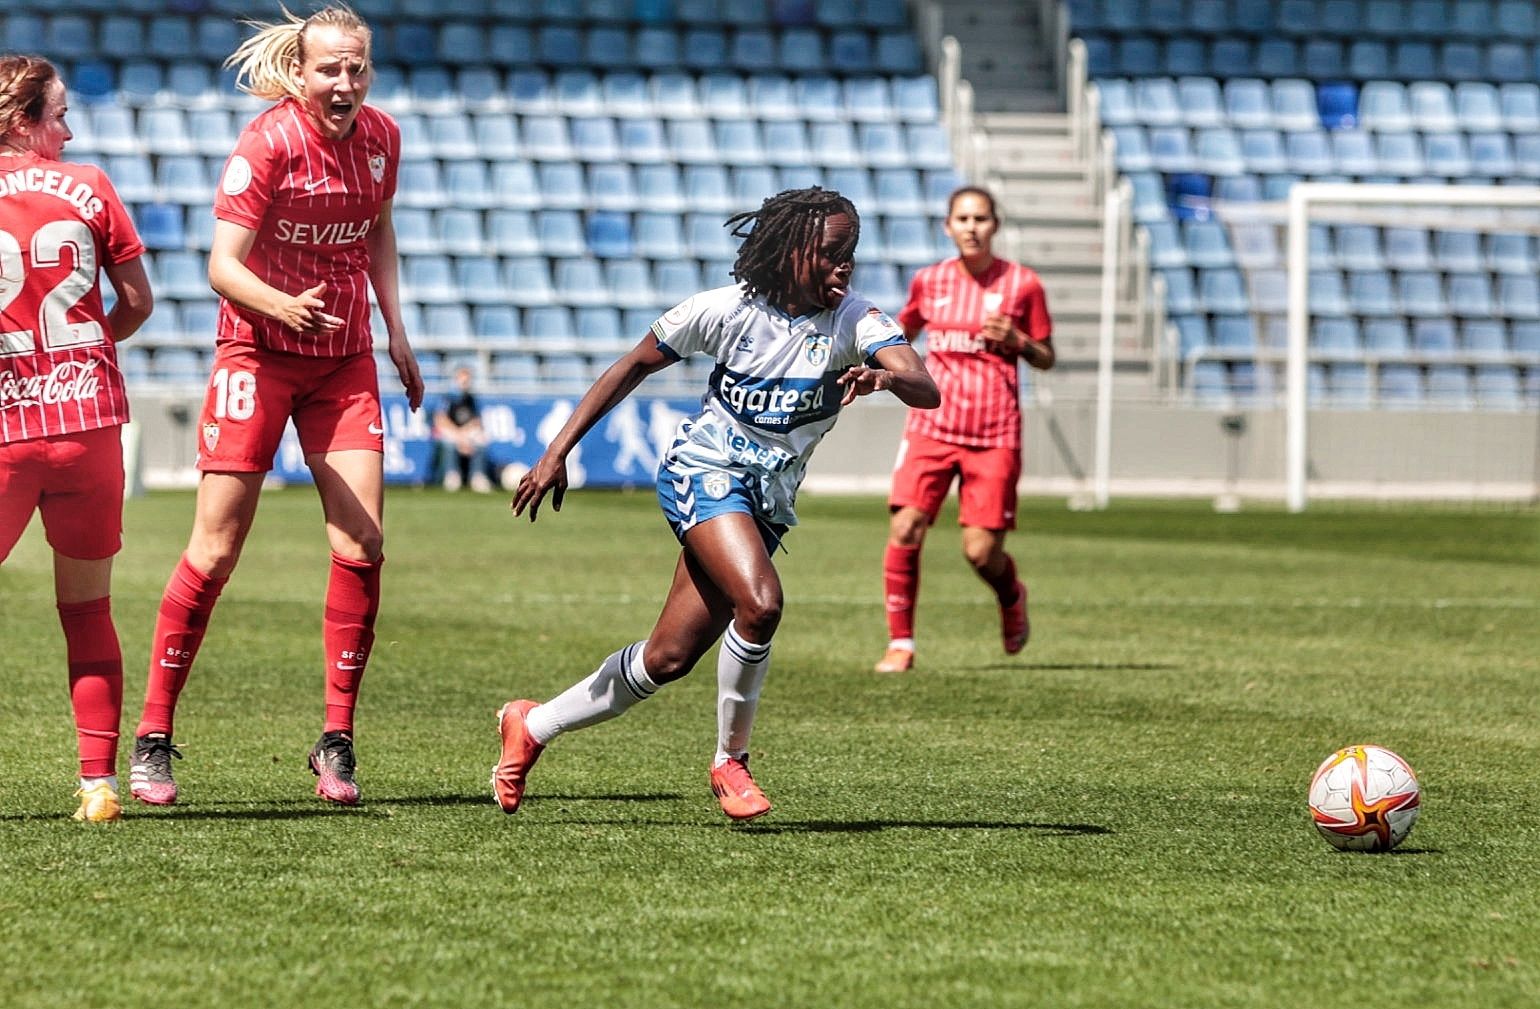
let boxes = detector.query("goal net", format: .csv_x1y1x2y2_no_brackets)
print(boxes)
1208,182,1540,510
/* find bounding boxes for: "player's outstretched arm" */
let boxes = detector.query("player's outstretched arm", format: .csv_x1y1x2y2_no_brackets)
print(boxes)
838,344,940,408
366,200,424,410
512,334,675,522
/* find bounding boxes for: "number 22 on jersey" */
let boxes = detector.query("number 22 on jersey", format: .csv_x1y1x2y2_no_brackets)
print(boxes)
0,222,104,356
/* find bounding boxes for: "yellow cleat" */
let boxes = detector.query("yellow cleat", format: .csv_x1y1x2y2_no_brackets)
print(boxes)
72,782,122,823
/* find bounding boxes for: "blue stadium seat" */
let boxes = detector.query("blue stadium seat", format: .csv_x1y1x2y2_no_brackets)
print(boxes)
634,26,682,67
1238,132,1287,175
1182,220,1232,269
1357,81,1411,132
1188,361,1231,403
1127,172,1168,224
403,255,458,304
762,121,813,167
1161,268,1198,314
1468,132,1514,177
1145,220,1187,268
1461,320,1508,357
618,118,670,164
874,31,923,74
588,163,639,213
520,116,573,161
1473,365,1524,408
1515,321,1540,353
1163,36,1208,77
474,306,522,347
667,120,717,163
438,23,490,66
458,68,506,112
1383,227,1433,270
1249,270,1289,313
536,162,588,210
429,115,478,161
1177,77,1225,129
155,155,210,204
117,61,164,107
604,258,656,307
1308,269,1350,316
1224,79,1272,130
827,167,875,210
525,308,578,348
713,119,766,166
681,28,729,71
503,257,557,307
1487,233,1535,274
456,256,507,305
1363,317,1411,357
139,109,194,158
1408,81,1457,132
1397,273,1446,319
749,75,798,120
537,25,584,67
808,121,861,167
1378,363,1423,407
1312,317,1361,357
1271,80,1321,132
537,210,587,257
509,70,555,116
1335,225,1384,270
1347,270,1396,317
394,209,437,256
1212,314,1257,354
585,211,634,258
1208,38,1253,79
472,116,519,161
1497,275,1540,319
1147,127,1193,173
1316,81,1359,129
490,352,540,385
1331,131,1378,176
1484,41,1531,83
488,210,542,257
490,163,542,211
1132,78,1182,127
1195,128,1245,175
1374,131,1424,177
1391,40,1437,80
1347,41,1390,82
1199,268,1248,314
1173,315,1210,359
632,212,686,259
1301,39,1346,79
571,117,620,162
601,73,654,119
136,203,185,253
553,258,609,306
1433,231,1484,273
873,169,924,215
1425,363,1472,407
893,76,940,123
686,212,741,259
1447,272,1494,319
436,208,487,253
1286,131,1334,175
106,155,155,203
554,71,603,117
585,26,632,68
652,259,702,307
1496,0,1539,38
1440,41,1483,83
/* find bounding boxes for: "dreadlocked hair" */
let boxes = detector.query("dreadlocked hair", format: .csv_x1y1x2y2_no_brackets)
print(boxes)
726,187,858,306
225,4,371,103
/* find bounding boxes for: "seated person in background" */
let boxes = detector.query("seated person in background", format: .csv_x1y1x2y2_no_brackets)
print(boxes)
434,365,491,492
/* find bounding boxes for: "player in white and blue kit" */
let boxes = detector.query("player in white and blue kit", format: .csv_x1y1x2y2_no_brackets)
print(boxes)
494,188,939,821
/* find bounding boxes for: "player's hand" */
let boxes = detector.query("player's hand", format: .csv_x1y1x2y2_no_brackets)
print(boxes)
511,454,567,522
980,313,1020,354
837,365,890,405
276,282,344,335
388,331,424,410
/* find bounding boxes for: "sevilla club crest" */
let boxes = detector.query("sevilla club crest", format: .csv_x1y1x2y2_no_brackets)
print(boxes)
368,154,386,183
202,422,220,453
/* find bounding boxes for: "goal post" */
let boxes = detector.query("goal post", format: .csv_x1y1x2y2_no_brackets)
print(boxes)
1281,182,1540,511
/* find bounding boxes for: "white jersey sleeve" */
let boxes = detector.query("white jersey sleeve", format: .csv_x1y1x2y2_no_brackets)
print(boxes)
836,295,909,363
649,284,746,361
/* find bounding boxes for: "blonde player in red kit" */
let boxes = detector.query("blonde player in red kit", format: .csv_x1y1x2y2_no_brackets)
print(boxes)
0,56,154,821
129,6,423,807
875,186,1055,673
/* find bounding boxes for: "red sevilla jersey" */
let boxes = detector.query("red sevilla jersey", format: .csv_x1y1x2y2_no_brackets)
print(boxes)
212,98,399,357
897,257,1052,449
0,153,143,444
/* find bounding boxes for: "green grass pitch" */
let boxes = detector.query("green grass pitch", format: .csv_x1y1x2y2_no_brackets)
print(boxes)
2,489,1537,1007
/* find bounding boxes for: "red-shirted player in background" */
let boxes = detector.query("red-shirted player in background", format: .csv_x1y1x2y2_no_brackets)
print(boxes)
0,56,154,821
875,186,1055,673
129,6,423,807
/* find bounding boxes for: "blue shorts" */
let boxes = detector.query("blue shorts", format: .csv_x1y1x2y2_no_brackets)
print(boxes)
656,461,787,551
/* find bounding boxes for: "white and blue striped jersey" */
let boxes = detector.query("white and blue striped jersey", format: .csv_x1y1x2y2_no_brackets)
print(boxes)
651,283,908,526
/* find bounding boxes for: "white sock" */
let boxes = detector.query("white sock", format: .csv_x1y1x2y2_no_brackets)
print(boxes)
886,638,915,653
525,641,658,745
80,775,118,791
715,621,772,766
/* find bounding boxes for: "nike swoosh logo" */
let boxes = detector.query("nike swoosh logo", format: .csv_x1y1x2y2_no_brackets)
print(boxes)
158,660,187,669
335,662,364,671
303,177,330,191
367,423,384,435
933,296,951,307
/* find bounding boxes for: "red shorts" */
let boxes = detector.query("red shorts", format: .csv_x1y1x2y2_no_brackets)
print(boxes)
887,430,1021,531
0,425,124,561
196,343,383,472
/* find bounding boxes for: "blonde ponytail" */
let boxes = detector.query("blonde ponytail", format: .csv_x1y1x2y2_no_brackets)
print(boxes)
224,5,372,103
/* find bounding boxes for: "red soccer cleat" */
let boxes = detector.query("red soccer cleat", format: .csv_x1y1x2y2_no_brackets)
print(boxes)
492,700,545,814
709,755,772,822
1001,580,1030,655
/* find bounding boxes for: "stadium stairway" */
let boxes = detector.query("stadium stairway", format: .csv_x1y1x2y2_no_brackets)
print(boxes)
939,1,1153,394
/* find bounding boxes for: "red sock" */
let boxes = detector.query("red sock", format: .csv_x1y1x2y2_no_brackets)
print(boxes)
137,554,227,738
883,542,921,641
58,596,123,779
984,553,1020,606
323,552,381,734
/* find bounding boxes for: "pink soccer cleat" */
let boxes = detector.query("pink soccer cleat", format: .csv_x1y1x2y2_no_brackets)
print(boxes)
709,755,772,822
492,700,545,814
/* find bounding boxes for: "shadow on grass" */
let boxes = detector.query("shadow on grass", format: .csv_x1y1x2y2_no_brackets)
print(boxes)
736,819,1111,837
971,662,1180,673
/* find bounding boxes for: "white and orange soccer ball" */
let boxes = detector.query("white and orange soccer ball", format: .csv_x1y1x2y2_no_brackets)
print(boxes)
1308,744,1421,852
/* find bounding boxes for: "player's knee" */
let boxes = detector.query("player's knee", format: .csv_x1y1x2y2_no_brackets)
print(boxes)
888,509,928,547
962,541,997,572
332,526,384,563
734,594,782,642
